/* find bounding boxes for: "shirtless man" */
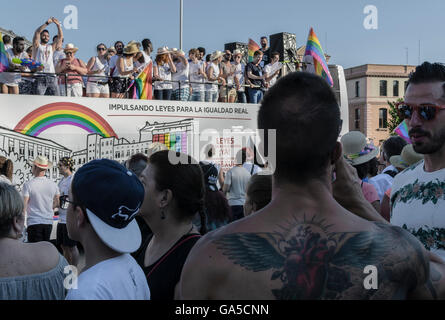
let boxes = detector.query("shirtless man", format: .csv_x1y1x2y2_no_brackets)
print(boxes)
179,72,441,300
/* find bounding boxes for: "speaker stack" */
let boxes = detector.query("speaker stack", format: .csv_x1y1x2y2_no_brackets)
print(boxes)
224,42,248,65
269,32,298,75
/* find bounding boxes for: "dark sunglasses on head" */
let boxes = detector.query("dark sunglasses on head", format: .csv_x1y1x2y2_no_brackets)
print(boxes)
396,102,445,121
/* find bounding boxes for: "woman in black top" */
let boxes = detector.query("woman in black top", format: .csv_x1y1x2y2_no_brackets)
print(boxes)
134,150,206,300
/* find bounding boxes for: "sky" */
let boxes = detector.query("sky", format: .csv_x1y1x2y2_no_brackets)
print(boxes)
1,0,445,68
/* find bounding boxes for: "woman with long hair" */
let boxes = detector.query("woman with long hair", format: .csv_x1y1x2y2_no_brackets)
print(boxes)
86,43,110,98
0,156,13,185
153,47,176,100
134,150,205,300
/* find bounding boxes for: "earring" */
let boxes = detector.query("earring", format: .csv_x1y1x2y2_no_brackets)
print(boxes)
160,209,166,220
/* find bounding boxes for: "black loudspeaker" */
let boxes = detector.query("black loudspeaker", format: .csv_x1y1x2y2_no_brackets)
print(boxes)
225,42,248,64
269,32,298,74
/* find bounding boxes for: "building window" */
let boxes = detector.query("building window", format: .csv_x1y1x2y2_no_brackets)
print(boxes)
355,81,359,97
393,80,399,97
379,80,387,96
379,108,388,129
354,108,360,129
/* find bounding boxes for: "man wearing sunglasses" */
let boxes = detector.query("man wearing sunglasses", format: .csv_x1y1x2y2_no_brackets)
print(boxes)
390,62,445,272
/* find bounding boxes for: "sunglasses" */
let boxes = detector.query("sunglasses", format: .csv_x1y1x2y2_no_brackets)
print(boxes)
396,102,445,121
97,47,106,51
60,195,75,210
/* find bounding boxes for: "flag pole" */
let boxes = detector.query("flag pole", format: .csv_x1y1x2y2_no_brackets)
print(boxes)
179,0,183,50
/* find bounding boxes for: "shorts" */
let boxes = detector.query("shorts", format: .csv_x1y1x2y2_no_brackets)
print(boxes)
56,223,77,247
172,87,190,101
110,77,129,94
87,81,110,95
59,82,83,97
19,80,34,95
27,224,52,243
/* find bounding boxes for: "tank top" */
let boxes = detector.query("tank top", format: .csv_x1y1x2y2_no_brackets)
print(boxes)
34,44,55,73
88,56,109,82
114,56,133,78
205,62,219,92
59,58,83,84
133,233,201,300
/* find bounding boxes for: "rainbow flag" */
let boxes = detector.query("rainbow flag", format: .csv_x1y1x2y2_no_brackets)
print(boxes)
304,28,333,87
393,120,411,143
248,38,260,63
131,62,153,99
0,32,9,72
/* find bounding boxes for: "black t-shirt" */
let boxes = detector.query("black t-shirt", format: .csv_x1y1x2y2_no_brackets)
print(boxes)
133,233,201,300
246,62,265,89
260,48,270,67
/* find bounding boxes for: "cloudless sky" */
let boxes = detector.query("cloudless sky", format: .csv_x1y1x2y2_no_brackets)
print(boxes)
1,0,444,68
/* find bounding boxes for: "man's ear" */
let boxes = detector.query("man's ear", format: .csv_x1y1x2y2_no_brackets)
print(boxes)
159,189,173,209
331,141,342,164
75,206,88,228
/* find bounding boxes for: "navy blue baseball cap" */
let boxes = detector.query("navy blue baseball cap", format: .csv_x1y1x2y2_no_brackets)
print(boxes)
72,159,144,253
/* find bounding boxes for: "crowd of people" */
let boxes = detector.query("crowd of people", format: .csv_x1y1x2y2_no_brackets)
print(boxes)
0,17,281,103
1,59,445,299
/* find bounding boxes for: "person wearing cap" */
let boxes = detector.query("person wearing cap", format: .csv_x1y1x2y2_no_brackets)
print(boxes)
379,144,424,221
153,47,176,100
134,151,204,300
56,157,79,266
196,161,231,232
55,43,88,97
64,159,150,300
341,131,381,213
86,43,110,98
233,49,247,103
171,48,190,101
32,17,63,96
22,156,60,243
205,50,225,102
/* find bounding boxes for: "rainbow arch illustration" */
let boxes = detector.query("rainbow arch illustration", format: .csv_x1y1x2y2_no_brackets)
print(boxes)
14,102,118,138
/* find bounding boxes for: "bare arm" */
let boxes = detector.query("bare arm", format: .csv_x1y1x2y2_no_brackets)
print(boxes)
53,194,60,209
167,54,176,74
222,183,230,194
55,59,65,74
23,196,29,218
52,18,63,52
33,18,51,51
73,59,88,75
86,57,97,75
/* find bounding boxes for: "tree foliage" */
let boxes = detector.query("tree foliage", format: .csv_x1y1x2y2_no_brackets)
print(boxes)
387,98,404,134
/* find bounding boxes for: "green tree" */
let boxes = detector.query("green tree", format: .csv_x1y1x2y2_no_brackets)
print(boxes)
387,98,404,134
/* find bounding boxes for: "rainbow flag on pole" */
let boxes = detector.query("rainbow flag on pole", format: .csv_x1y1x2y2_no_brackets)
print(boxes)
131,62,153,99
247,38,260,63
0,32,9,72
304,28,333,87
393,120,411,143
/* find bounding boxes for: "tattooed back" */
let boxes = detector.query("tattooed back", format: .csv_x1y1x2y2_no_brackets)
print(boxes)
179,211,429,300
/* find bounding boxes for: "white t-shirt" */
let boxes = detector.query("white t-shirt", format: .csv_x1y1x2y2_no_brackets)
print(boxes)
189,60,205,92
369,165,397,202
65,254,150,300
233,62,245,92
57,174,73,224
153,62,172,90
264,63,279,87
172,61,189,90
224,166,251,206
22,177,59,226
205,62,219,92
0,49,28,85
390,160,445,260
53,50,65,69
34,44,55,73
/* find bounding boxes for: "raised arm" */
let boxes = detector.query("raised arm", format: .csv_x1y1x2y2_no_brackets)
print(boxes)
33,18,52,50
167,54,176,74
52,18,63,52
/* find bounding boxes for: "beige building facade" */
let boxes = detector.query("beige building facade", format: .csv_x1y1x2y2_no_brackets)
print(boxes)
344,64,416,146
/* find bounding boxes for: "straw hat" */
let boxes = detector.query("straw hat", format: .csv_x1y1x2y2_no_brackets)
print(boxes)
171,48,185,56
156,47,171,55
341,131,379,166
233,49,243,56
107,46,117,53
63,43,78,53
29,155,53,170
127,40,141,49
123,43,139,55
210,50,224,61
390,144,424,170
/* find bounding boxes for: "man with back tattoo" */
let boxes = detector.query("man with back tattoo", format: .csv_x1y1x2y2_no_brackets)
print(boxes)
178,72,443,299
